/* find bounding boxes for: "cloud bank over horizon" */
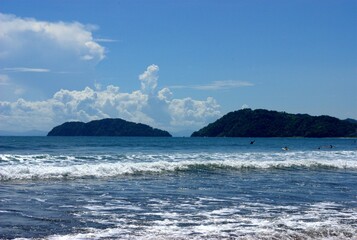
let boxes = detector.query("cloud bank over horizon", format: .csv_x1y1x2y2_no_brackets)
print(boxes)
0,13,222,134
0,65,221,134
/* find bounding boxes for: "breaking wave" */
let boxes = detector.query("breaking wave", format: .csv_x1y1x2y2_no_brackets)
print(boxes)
1,151,356,181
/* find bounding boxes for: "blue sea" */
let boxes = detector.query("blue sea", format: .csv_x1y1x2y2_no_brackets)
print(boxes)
0,137,357,239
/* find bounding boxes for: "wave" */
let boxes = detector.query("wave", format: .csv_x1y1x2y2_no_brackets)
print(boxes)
45,201,357,240
1,152,357,181
9,200,357,239
1,150,356,162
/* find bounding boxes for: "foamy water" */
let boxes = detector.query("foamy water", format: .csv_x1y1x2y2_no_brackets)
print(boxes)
46,200,357,240
1,137,356,239
1,151,357,181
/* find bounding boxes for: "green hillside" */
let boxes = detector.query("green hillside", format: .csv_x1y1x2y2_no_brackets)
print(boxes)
191,109,357,138
48,118,172,137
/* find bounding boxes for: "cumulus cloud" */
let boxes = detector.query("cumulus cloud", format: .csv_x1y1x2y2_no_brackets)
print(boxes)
168,97,220,127
139,64,159,94
0,65,221,133
157,88,173,102
0,13,105,63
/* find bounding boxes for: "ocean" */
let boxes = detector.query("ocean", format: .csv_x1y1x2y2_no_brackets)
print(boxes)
0,137,356,239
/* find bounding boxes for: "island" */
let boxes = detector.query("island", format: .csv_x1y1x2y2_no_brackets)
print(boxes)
47,118,172,137
191,109,357,138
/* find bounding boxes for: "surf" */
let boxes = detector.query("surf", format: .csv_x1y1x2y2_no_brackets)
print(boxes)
1,151,356,181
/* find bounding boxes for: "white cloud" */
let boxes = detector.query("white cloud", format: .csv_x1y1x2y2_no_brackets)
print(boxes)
139,64,159,93
0,65,221,133
168,97,220,127
171,80,253,90
157,88,173,101
3,67,50,73
0,13,105,62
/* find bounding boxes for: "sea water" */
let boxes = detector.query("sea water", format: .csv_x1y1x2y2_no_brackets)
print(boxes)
0,137,356,239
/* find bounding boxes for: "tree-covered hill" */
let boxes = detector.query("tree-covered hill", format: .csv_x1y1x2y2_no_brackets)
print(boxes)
191,109,357,138
47,118,172,137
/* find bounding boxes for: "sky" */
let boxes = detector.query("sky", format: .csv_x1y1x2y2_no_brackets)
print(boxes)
0,0,356,135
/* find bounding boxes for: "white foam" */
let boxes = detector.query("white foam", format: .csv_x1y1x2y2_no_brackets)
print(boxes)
41,192,357,240
1,151,356,181
45,200,357,240
33,198,47,202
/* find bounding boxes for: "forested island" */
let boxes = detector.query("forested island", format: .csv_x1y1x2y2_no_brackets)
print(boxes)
191,109,357,138
47,118,172,137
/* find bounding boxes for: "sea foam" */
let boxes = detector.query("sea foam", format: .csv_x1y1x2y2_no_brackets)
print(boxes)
46,200,357,240
1,151,356,181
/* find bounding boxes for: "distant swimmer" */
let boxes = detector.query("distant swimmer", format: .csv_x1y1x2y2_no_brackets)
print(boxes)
318,145,334,150
250,140,255,145
282,146,289,151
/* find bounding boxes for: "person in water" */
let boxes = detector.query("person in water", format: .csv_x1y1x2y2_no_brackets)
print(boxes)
282,146,289,151
318,145,334,150
250,140,255,145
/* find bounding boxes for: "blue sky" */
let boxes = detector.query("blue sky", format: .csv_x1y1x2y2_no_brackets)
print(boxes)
0,0,356,134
